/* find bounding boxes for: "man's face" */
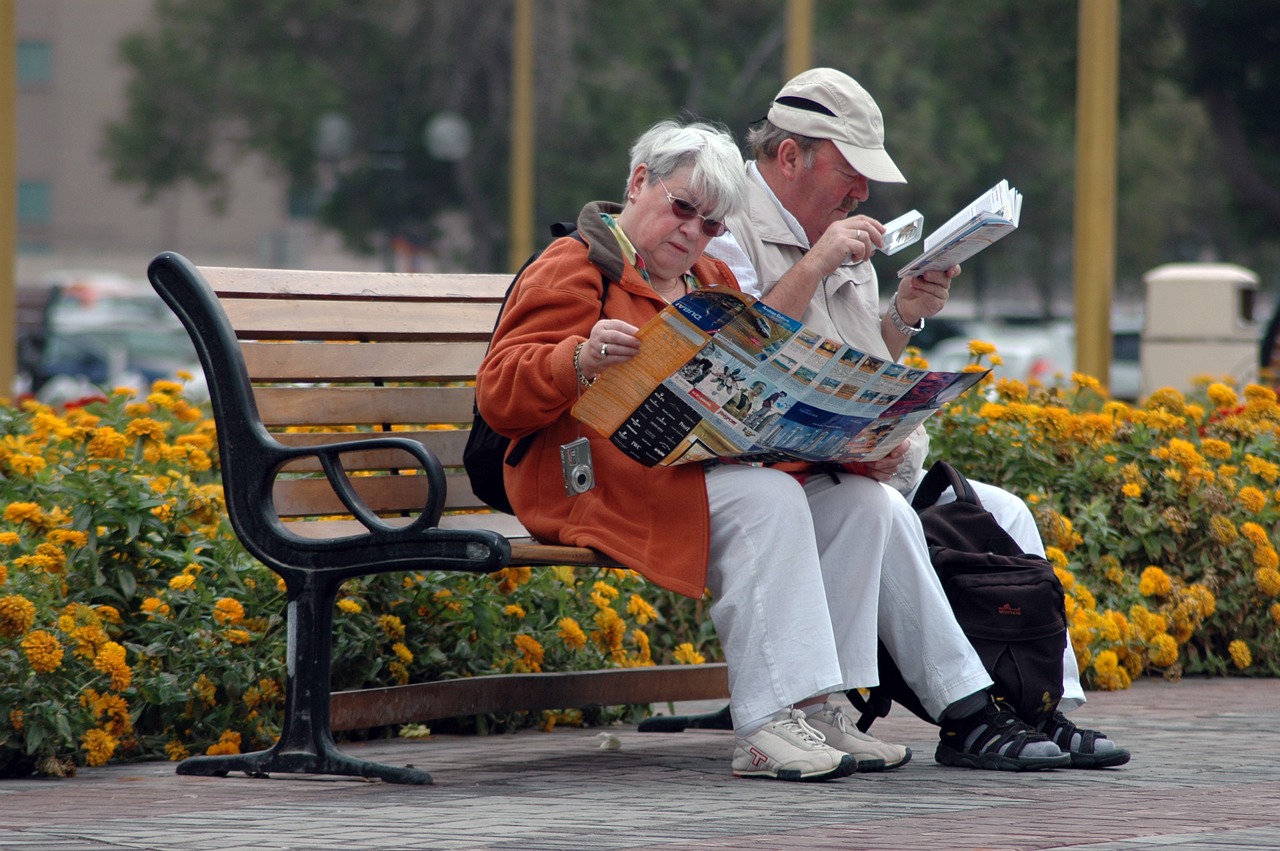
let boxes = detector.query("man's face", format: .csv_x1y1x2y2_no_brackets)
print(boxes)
790,140,870,244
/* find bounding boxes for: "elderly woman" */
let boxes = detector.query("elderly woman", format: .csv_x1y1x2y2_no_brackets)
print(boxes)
477,119,919,782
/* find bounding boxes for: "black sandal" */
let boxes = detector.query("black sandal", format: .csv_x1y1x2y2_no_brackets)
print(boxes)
1038,711,1131,769
936,698,1071,771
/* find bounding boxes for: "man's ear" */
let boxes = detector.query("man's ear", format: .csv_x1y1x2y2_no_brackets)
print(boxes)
776,139,803,179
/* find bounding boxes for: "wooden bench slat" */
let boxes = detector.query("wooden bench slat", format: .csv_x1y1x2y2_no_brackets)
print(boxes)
256,386,476,428
273,430,469,471
202,266,511,301
330,664,729,731
222,298,499,341
241,340,488,383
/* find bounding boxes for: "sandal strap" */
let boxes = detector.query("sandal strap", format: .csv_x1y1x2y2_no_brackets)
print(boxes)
943,700,1054,759
1043,711,1108,755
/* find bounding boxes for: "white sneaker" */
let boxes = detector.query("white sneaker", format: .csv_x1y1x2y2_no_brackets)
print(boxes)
732,709,856,781
807,703,912,772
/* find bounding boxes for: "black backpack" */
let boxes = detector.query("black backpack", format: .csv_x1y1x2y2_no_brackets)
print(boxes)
848,460,1067,731
463,223,610,514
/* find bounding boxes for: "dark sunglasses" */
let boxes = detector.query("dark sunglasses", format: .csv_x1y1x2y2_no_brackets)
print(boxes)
656,176,729,238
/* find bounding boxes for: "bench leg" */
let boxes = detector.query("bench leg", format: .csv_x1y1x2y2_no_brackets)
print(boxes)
176,571,430,785
636,703,733,733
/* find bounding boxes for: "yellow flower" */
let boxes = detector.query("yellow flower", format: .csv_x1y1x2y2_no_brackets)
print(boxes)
592,607,627,655
1121,482,1142,499
558,617,587,651
392,641,414,665
93,641,132,690
1206,382,1239,410
81,728,119,767
168,574,197,592
967,339,997,357
212,597,245,626
1245,454,1280,484
9,708,22,731
1165,438,1204,469
8,454,47,476
673,642,706,665
1147,633,1178,667
0,593,37,637
1271,603,1280,627
1237,486,1267,514
165,740,190,762
3,502,44,525
337,598,362,614
504,604,526,619
1201,438,1232,460
193,674,217,706
1072,373,1103,393
1228,639,1252,669
140,597,170,618
378,614,405,640
87,427,129,460
626,594,659,625
1254,547,1280,573
206,730,242,756
125,417,168,441
492,566,532,594
1139,566,1173,597
22,629,64,673
1209,515,1239,545
1254,567,1280,597
226,629,252,645
1241,522,1269,547
514,634,545,673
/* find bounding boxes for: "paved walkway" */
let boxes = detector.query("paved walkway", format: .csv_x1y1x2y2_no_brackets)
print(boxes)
2,677,1278,851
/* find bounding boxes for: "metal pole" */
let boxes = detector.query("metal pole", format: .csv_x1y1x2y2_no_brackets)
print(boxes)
508,0,534,273
0,0,16,396
1072,0,1119,388
784,0,814,80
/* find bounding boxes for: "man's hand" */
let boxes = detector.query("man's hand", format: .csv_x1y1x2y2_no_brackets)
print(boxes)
895,264,960,327
807,215,885,277
839,439,909,483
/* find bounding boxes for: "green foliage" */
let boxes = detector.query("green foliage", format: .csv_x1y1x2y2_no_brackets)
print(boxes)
0,381,715,777
102,0,1280,297
922,345,1280,687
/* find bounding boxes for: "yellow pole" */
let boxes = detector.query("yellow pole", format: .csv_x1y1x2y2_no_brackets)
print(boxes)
784,0,814,80
1072,0,1119,387
508,0,534,273
0,0,15,397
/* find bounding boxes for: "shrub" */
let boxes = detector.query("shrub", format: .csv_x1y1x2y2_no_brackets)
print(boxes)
0,379,714,776
922,344,1280,687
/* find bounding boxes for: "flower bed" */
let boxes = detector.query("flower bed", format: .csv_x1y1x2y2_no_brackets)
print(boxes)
0,378,709,777
922,343,1280,688
4,347,1278,777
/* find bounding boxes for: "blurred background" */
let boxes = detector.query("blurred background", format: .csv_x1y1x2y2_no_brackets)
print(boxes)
11,0,1280,402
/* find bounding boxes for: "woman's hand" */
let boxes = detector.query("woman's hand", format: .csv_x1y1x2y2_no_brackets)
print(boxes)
839,439,909,483
579,319,640,379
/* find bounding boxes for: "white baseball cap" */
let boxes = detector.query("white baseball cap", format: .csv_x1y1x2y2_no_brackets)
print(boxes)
766,68,907,184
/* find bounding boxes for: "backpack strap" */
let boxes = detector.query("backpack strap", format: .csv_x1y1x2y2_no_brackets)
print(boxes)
911,459,982,511
502,222,611,469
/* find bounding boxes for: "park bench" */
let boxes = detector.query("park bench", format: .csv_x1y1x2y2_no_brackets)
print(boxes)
145,251,729,785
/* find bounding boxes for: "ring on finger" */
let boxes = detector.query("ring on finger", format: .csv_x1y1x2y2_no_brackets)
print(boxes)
601,343,609,358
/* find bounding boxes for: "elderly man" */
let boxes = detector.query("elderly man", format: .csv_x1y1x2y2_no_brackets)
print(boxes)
707,68,1128,770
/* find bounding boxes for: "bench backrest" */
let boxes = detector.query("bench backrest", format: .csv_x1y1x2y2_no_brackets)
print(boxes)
153,255,519,539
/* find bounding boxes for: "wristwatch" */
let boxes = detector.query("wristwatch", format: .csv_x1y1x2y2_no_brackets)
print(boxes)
888,294,925,337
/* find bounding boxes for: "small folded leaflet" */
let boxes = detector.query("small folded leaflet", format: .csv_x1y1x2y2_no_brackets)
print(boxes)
897,180,1022,278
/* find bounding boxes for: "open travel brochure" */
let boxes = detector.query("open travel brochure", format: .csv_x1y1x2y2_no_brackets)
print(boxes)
897,179,1022,278
570,289,988,468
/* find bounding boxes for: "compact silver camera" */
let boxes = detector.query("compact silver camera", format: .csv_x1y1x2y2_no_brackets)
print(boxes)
560,437,595,496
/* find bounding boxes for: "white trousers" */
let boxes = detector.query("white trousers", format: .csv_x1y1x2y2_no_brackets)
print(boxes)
916,477,1085,711
703,464,991,730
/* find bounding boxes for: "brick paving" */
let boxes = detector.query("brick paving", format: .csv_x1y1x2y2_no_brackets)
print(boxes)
2,677,1278,850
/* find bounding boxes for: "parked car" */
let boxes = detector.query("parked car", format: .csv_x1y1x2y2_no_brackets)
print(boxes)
14,271,206,404
920,317,1143,401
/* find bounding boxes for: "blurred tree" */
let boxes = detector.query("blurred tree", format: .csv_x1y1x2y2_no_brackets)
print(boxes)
102,0,1279,296
1179,1,1280,256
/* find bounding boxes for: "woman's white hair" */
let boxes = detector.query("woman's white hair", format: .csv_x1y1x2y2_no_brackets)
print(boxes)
626,119,746,220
